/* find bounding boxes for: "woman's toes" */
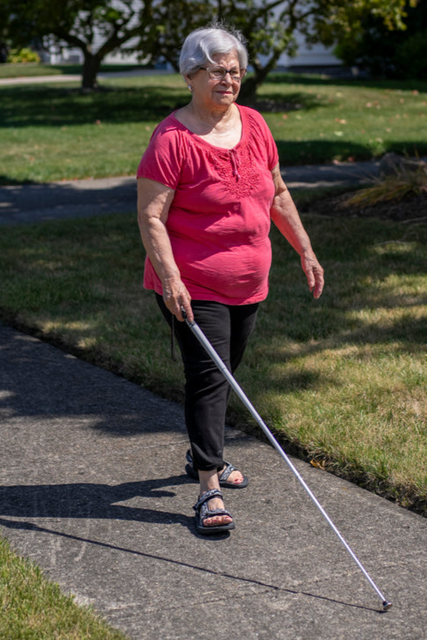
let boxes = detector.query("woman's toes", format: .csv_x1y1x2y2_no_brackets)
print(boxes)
229,470,244,484
202,498,232,527
204,515,231,527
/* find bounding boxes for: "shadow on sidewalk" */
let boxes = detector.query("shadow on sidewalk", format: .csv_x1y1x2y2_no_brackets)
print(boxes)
0,512,381,613
0,475,192,526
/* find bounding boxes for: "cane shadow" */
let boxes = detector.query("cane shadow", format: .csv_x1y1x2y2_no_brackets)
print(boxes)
0,475,195,530
0,515,380,613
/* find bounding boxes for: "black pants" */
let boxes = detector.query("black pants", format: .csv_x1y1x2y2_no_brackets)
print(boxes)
156,295,259,472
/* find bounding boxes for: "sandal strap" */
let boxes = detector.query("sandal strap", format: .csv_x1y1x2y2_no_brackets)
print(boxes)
218,461,236,483
193,488,223,511
186,449,233,479
201,507,233,519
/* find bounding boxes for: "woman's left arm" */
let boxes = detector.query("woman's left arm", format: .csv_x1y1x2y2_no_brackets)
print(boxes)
270,163,324,299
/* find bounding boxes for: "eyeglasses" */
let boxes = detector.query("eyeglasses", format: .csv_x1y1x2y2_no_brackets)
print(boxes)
199,66,247,81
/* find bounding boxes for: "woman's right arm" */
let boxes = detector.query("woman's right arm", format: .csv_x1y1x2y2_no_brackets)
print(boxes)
137,177,193,322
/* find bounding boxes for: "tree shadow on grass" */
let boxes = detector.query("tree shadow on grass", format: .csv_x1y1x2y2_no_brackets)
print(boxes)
266,72,427,93
0,84,326,129
0,84,189,128
275,139,376,166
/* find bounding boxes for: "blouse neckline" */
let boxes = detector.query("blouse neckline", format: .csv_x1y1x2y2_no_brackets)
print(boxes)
171,103,247,152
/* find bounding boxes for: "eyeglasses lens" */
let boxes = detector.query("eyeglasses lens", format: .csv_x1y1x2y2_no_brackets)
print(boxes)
208,68,244,80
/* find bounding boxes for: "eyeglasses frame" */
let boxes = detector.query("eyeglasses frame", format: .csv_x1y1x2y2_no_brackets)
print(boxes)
199,66,247,82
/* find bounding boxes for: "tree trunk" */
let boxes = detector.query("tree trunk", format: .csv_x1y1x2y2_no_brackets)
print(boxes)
238,75,260,105
82,52,101,91
239,50,284,105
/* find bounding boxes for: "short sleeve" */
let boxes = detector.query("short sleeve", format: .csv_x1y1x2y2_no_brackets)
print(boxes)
243,107,279,171
265,127,279,171
257,112,279,170
136,117,184,190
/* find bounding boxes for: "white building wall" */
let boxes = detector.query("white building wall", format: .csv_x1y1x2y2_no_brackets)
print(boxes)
278,42,339,68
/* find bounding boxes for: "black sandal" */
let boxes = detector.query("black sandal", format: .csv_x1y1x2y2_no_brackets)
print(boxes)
185,449,249,489
193,488,235,535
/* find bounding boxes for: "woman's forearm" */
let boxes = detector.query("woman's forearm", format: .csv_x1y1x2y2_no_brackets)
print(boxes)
270,164,324,299
270,186,314,257
139,215,181,287
137,177,193,320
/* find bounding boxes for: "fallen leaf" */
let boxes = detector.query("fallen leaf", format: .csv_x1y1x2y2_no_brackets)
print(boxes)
310,459,326,470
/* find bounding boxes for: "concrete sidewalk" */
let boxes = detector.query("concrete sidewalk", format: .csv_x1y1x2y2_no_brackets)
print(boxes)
0,161,379,226
1,322,427,639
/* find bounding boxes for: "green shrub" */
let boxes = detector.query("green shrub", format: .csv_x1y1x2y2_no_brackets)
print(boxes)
7,48,40,63
395,29,427,80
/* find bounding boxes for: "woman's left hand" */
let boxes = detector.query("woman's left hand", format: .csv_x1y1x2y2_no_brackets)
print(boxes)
301,250,324,299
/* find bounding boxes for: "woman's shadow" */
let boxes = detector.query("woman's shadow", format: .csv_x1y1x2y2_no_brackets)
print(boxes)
0,475,194,529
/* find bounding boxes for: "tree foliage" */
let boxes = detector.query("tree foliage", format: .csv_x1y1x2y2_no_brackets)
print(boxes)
136,0,412,102
2,0,156,89
0,0,411,95
334,0,427,79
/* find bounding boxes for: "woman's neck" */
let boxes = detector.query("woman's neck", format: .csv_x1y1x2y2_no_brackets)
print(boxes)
181,100,238,135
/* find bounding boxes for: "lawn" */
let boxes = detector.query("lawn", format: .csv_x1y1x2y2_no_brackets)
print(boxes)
0,537,127,639
0,62,147,78
1,72,427,185
0,209,426,514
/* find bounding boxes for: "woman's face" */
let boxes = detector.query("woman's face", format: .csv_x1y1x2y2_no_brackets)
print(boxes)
187,50,243,111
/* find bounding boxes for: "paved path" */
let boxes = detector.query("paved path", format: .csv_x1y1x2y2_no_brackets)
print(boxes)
0,69,174,86
0,161,380,226
1,322,427,639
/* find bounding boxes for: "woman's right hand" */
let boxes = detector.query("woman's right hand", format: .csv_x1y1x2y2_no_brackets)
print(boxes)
163,277,194,323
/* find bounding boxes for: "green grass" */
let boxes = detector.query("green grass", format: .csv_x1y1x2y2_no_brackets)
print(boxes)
0,62,148,78
1,73,427,184
0,210,426,513
0,537,128,639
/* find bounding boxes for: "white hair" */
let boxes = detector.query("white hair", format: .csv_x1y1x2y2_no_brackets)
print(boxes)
179,25,248,77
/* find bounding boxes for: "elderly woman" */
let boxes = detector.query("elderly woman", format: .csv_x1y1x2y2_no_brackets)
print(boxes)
137,24,324,535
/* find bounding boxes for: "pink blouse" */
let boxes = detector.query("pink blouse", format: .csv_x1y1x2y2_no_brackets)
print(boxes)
137,104,279,305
